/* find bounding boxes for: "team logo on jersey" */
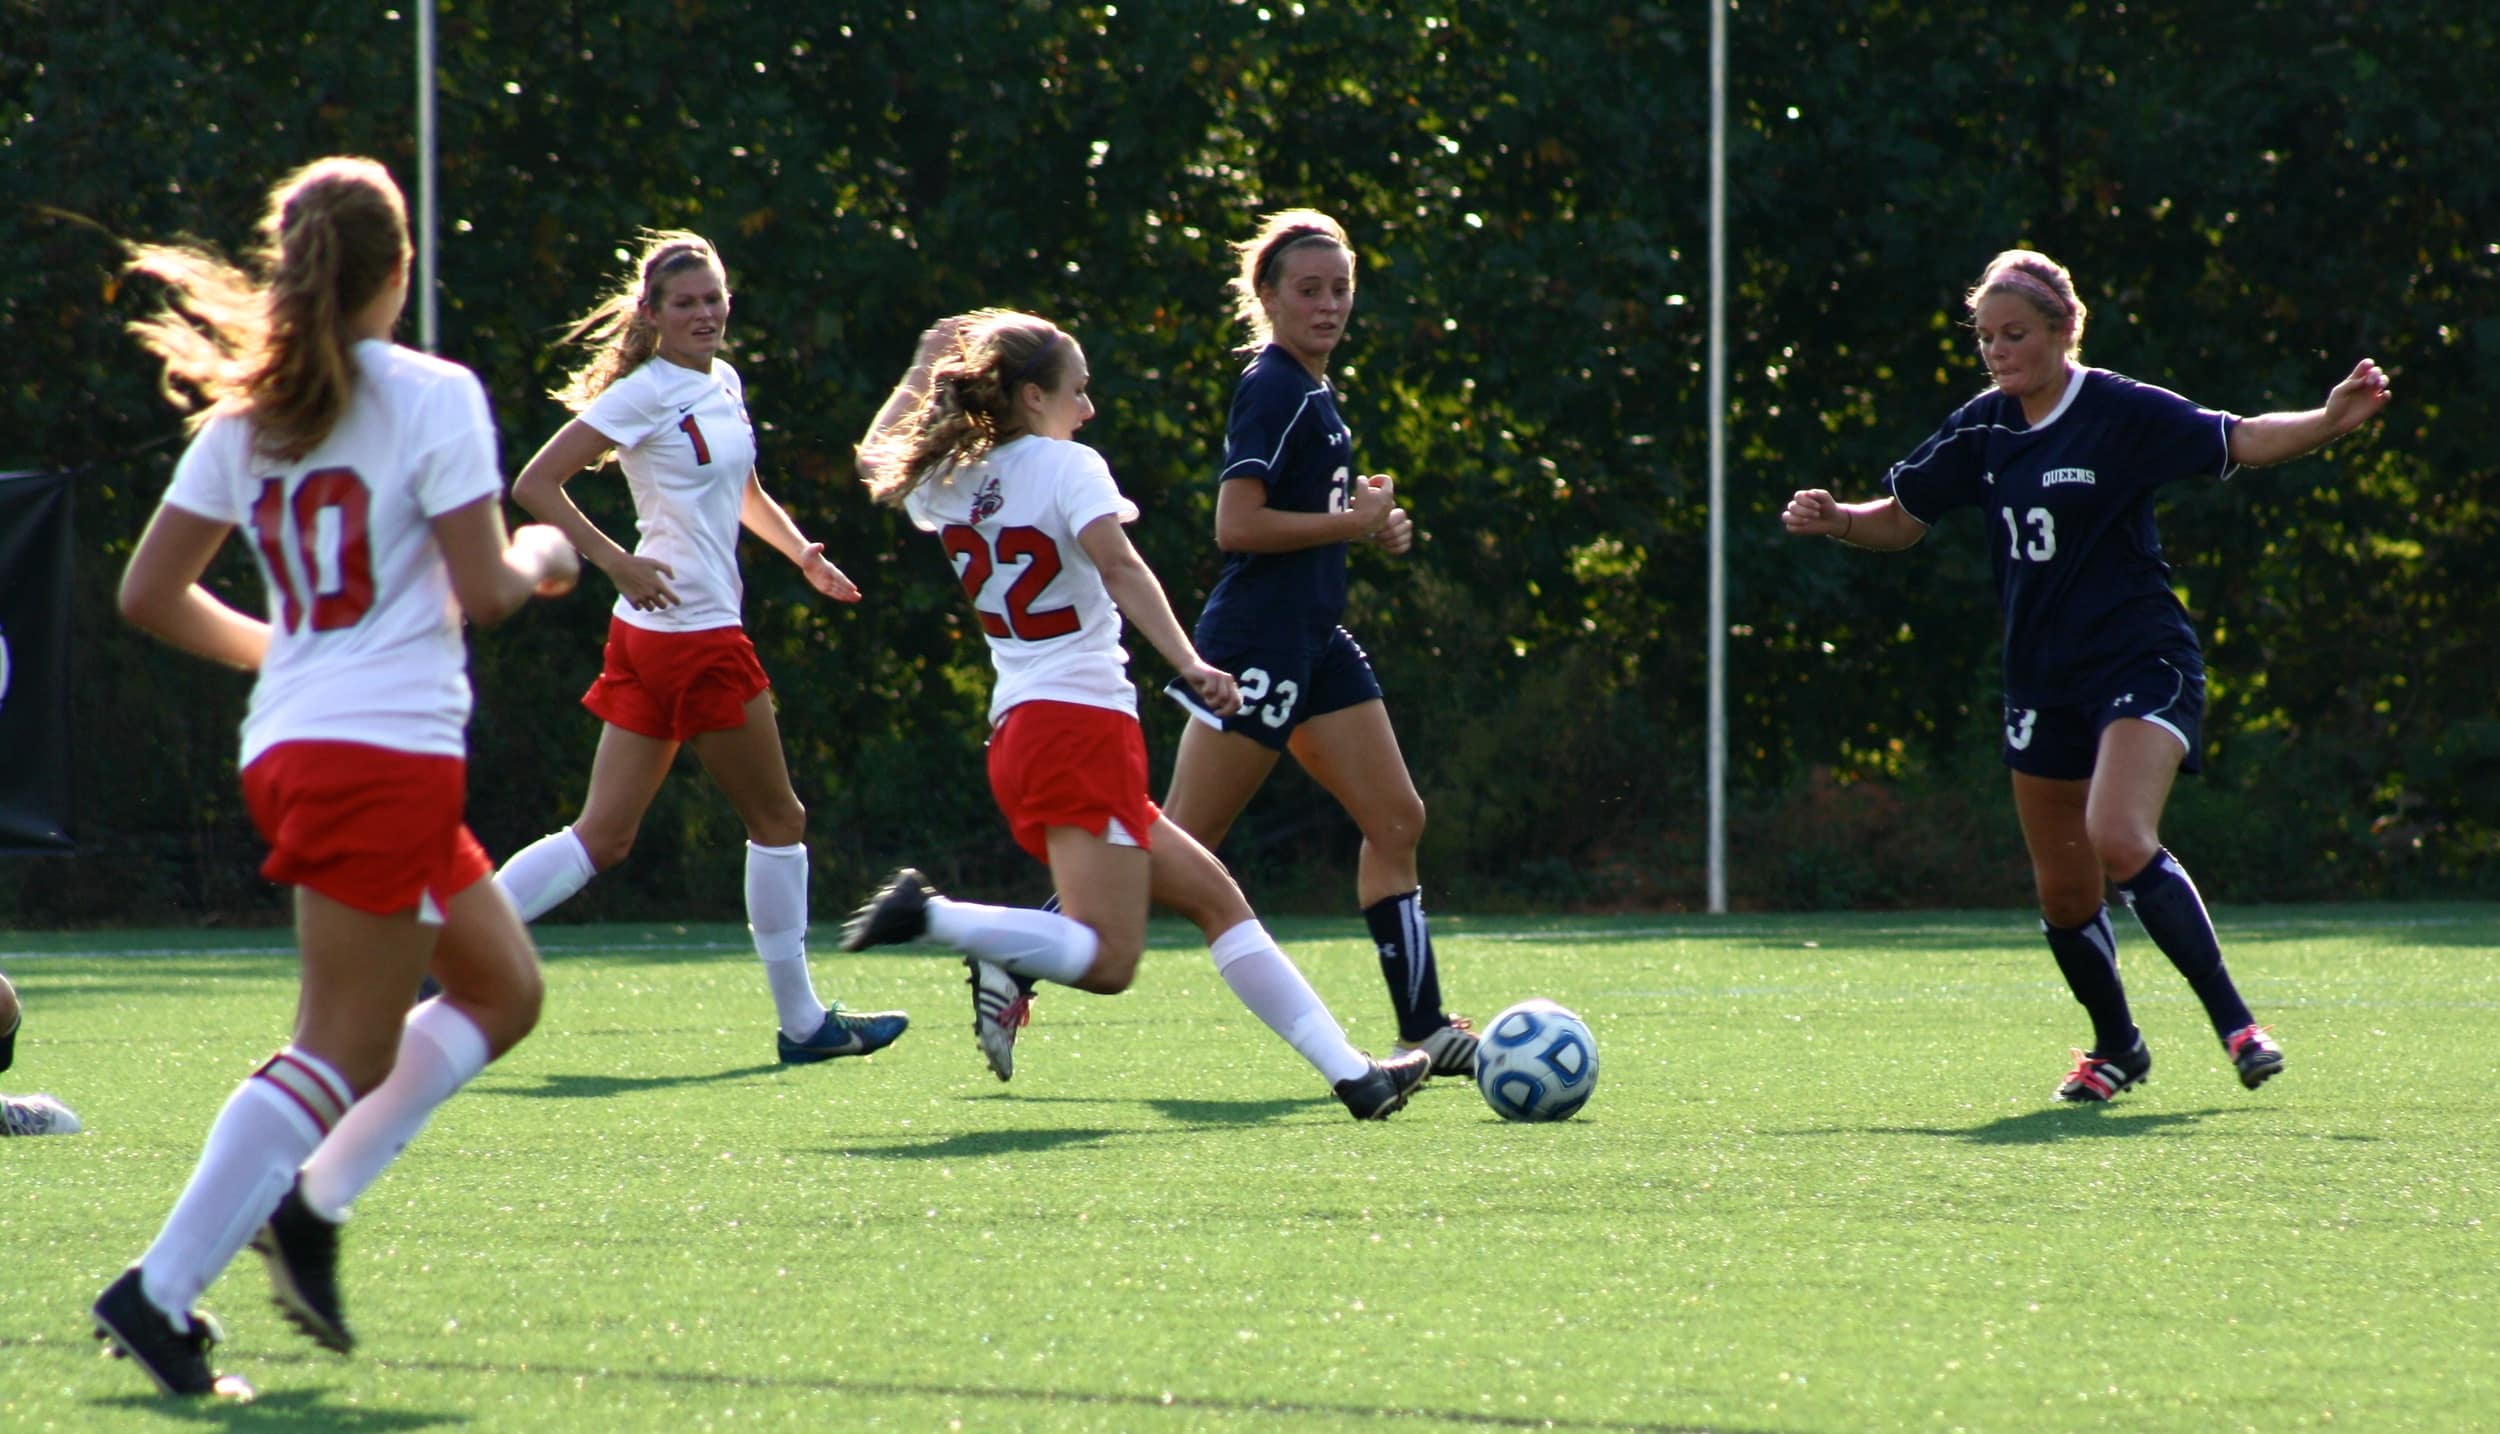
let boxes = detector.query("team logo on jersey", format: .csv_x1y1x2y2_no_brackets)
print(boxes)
2041,467,2097,487
969,475,1005,525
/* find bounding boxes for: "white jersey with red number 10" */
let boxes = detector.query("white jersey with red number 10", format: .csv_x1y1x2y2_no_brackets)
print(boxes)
158,339,505,765
903,435,1142,725
579,356,759,634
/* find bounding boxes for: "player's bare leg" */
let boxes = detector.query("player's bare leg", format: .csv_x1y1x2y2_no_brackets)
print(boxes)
2013,770,2147,1099
1160,720,1283,853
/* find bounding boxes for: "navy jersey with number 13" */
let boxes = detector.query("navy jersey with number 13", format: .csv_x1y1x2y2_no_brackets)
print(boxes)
1884,367,2239,709
1192,343,1354,656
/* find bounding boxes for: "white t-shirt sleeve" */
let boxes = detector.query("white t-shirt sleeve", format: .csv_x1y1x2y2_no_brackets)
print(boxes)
1055,444,1140,534
410,370,506,517
161,418,249,525
578,368,669,450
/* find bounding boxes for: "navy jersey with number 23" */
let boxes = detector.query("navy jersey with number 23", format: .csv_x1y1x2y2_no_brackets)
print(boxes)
1192,343,1355,656
1884,367,2239,709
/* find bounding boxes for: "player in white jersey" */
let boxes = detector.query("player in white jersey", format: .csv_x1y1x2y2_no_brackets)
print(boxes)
844,310,1430,1120
491,232,908,1065
97,157,578,1399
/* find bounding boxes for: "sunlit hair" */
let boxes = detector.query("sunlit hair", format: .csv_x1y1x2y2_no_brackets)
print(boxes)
1965,248,2088,358
124,155,409,462
858,309,1075,507
549,231,727,411
1227,208,1354,351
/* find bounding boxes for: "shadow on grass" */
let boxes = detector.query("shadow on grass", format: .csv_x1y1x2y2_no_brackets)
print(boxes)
91,1385,457,1430
489,1064,785,1100
1842,1103,2274,1144
841,1094,1324,1161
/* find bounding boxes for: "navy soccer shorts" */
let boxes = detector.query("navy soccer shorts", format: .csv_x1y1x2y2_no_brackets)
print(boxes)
1164,625,1385,751
2001,652,2206,780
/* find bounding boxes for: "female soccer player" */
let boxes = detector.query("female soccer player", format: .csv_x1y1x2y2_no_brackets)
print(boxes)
845,310,1430,1120
1781,248,2393,1102
493,232,907,1064
1156,208,1475,1076
100,156,579,1397
0,971,80,1135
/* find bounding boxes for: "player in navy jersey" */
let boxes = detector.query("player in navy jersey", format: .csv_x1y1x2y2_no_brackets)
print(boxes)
844,310,1430,1119
1783,248,2392,1103
492,233,907,1066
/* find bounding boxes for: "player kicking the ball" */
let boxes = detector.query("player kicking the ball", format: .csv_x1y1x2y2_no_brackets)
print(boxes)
848,310,1429,1120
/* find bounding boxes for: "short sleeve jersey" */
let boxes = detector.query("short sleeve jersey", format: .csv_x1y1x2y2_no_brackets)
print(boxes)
160,339,503,765
903,435,1144,725
1191,344,1355,656
579,356,759,633
1883,367,2239,708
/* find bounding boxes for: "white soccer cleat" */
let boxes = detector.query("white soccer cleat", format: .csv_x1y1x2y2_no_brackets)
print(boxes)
965,958,1031,1082
1,1092,82,1136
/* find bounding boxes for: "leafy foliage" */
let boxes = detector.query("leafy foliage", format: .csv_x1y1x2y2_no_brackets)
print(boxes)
3,2,2491,920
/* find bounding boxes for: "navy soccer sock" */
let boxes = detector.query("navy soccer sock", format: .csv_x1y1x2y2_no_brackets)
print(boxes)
2116,848,2255,1041
1363,888,1448,1043
2042,908,2139,1056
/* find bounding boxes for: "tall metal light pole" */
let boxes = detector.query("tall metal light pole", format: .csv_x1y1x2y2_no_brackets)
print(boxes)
415,2,439,353
1706,0,1728,913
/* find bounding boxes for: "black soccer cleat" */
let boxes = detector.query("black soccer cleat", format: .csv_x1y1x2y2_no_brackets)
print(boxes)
776,1004,911,1064
92,1266,249,1399
841,868,937,952
2224,1024,2284,1090
252,1181,354,1353
2054,1037,2152,1103
1335,1048,1433,1121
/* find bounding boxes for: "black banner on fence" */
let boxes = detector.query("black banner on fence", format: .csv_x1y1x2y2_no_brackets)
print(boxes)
0,469,74,853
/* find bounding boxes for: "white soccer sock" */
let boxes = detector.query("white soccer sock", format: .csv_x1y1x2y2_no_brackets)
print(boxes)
138,1047,352,1324
296,1000,491,1221
925,897,1100,986
496,827,597,923
1208,920,1370,1084
746,841,827,1039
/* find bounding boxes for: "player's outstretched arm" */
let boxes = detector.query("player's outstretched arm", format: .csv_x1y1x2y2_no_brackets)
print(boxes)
739,471,861,602
1213,472,1393,554
1781,490,1926,552
2227,358,2394,468
117,504,270,670
433,496,579,626
1077,514,1241,718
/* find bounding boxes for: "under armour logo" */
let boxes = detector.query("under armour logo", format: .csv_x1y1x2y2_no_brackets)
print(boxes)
2112,693,2136,708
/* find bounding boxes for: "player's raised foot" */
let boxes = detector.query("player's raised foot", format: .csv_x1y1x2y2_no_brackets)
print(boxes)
92,1267,251,1400
2054,1037,2151,1103
777,1004,911,1064
965,958,1031,1082
251,1180,352,1353
1,1092,81,1135
1397,1015,1479,1077
2223,1024,2284,1090
841,868,937,952
1335,1048,1433,1121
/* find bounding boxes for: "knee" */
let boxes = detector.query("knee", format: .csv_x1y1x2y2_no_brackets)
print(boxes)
749,796,805,849
1075,940,1140,995
2090,831,2160,887
0,973,19,1029
1363,793,1427,854
574,824,636,872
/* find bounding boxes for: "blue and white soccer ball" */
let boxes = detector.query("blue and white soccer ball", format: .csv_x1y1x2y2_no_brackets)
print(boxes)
1475,998,1598,1122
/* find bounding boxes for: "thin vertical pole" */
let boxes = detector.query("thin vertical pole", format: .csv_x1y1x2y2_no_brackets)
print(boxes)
416,2,439,352
1705,0,1729,913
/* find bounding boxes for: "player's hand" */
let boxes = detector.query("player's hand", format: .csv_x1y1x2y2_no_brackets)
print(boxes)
913,316,965,367
1180,660,1241,719
1347,473,1396,539
1780,489,1848,539
797,542,862,602
2322,357,2394,435
515,525,581,598
1369,506,1415,556
607,553,680,611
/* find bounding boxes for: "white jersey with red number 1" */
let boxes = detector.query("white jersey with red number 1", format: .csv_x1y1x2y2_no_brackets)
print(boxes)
158,338,504,765
903,434,1142,725
578,356,759,634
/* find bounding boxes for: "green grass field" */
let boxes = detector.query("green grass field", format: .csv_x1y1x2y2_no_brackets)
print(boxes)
3,906,2495,1431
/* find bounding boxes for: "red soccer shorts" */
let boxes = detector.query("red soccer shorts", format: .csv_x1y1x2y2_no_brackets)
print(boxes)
242,740,492,920
985,700,1160,863
581,617,770,741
